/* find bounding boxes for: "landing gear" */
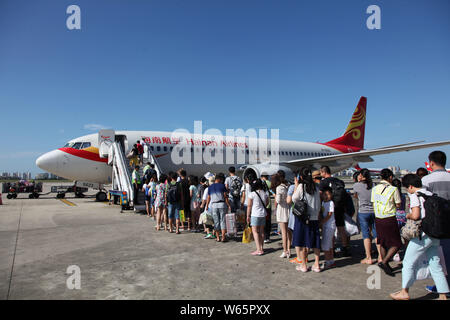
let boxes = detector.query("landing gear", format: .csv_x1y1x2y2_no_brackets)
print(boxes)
75,192,85,198
7,194,12,199
96,191,107,202
28,193,40,199
56,192,66,199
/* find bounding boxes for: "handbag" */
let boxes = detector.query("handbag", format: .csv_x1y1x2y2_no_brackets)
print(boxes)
401,219,422,240
292,184,310,225
242,225,253,243
179,209,185,223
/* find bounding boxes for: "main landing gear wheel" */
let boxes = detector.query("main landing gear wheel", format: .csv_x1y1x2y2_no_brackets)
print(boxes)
56,193,66,199
7,194,12,199
96,191,107,202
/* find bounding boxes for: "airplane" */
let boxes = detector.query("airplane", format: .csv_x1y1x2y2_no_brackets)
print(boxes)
425,162,450,173
36,96,450,201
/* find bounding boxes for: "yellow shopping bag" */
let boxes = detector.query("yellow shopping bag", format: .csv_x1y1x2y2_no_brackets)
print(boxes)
242,225,253,243
179,209,185,223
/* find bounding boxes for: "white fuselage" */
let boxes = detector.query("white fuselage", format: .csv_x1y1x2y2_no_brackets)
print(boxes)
36,130,354,184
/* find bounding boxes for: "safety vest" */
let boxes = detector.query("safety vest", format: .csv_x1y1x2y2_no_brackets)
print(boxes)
371,183,397,218
132,170,141,184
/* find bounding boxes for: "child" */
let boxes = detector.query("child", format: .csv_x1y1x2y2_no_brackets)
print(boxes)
320,186,336,269
154,175,166,231
149,175,157,219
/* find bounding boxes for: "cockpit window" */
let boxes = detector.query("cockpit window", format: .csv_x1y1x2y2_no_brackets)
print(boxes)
81,142,91,149
64,142,74,148
72,142,82,150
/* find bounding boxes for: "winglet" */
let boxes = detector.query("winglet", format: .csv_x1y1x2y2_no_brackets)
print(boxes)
324,96,367,151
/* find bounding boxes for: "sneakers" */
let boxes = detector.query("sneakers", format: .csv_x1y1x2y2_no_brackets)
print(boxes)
264,239,270,244
393,253,401,262
280,252,288,258
322,260,336,270
204,233,215,239
425,285,437,293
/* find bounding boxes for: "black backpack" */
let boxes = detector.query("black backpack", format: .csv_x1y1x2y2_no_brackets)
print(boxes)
326,178,346,207
417,192,450,239
229,176,242,199
167,183,179,204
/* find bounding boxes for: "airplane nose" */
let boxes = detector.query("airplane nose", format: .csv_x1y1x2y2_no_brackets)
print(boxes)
36,150,60,172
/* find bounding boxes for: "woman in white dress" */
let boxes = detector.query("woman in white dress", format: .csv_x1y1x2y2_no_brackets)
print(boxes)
275,170,291,258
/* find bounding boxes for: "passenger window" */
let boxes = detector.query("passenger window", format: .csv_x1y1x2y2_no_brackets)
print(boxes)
72,142,82,149
81,142,91,149
157,146,161,152
150,146,154,151
170,146,173,151
268,151,271,155
164,146,167,152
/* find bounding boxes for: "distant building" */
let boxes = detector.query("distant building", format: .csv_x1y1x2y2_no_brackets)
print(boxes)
35,173,49,180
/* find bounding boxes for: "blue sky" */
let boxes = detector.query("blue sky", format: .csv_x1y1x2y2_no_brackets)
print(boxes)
0,0,449,175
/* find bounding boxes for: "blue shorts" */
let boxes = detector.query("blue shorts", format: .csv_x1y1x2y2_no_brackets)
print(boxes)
251,216,265,227
168,203,180,220
358,212,377,239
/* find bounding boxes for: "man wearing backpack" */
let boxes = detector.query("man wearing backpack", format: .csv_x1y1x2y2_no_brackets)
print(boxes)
319,165,352,257
390,174,449,300
167,172,181,234
422,151,450,295
224,167,242,214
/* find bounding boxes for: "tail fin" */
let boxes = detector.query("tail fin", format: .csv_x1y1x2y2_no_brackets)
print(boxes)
324,96,367,151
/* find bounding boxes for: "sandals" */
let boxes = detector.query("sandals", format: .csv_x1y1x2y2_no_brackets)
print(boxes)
390,291,410,300
360,258,374,265
296,265,308,272
311,265,321,273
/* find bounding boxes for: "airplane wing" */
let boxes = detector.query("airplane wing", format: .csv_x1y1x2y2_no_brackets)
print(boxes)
285,140,450,167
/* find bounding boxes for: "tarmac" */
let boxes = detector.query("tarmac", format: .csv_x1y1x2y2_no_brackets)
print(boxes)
0,181,440,300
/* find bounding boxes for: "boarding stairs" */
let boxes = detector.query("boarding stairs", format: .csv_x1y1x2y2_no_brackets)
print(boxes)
99,130,163,211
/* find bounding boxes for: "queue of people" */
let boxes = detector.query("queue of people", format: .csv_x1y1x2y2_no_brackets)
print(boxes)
132,150,449,300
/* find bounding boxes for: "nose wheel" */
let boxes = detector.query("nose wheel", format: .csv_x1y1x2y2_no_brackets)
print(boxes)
96,191,107,202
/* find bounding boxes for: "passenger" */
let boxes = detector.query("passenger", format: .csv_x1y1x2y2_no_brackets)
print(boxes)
261,174,272,244
154,175,167,231
320,186,336,269
421,151,450,295
224,166,242,214
353,171,360,183
292,167,321,272
167,172,181,234
392,178,407,263
188,175,200,232
206,173,231,242
287,172,299,264
353,168,381,265
416,167,429,179
132,165,141,206
275,171,291,258
129,144,139,167
178,169,191,231
201,176,216,239
246,179,269,255
149,174,157,219
390,174,449,300
160,174,169,229
136,140,144,165
319,165,351,257
240,174,254,214
142,177,151,217
371,168,402,277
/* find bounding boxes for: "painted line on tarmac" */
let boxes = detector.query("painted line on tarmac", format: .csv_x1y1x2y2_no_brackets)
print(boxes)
60,199,77,206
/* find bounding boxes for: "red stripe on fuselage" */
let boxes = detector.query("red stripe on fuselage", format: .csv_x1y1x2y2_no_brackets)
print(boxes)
58,148,108,163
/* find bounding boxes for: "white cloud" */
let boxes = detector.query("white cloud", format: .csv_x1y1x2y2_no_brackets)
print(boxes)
83,123,110,131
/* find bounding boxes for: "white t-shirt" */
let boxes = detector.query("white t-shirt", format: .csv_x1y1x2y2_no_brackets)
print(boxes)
202,187,209,202
409,189,433,219
248,190,268,218
322,200,336,229
241,183,251,205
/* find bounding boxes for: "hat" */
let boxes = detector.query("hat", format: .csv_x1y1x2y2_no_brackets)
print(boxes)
312,170,321,179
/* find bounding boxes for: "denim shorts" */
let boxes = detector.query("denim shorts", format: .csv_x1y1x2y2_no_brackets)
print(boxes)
251,216,266,226
168,203,180,220
212,206,227,231
357,212,377,239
